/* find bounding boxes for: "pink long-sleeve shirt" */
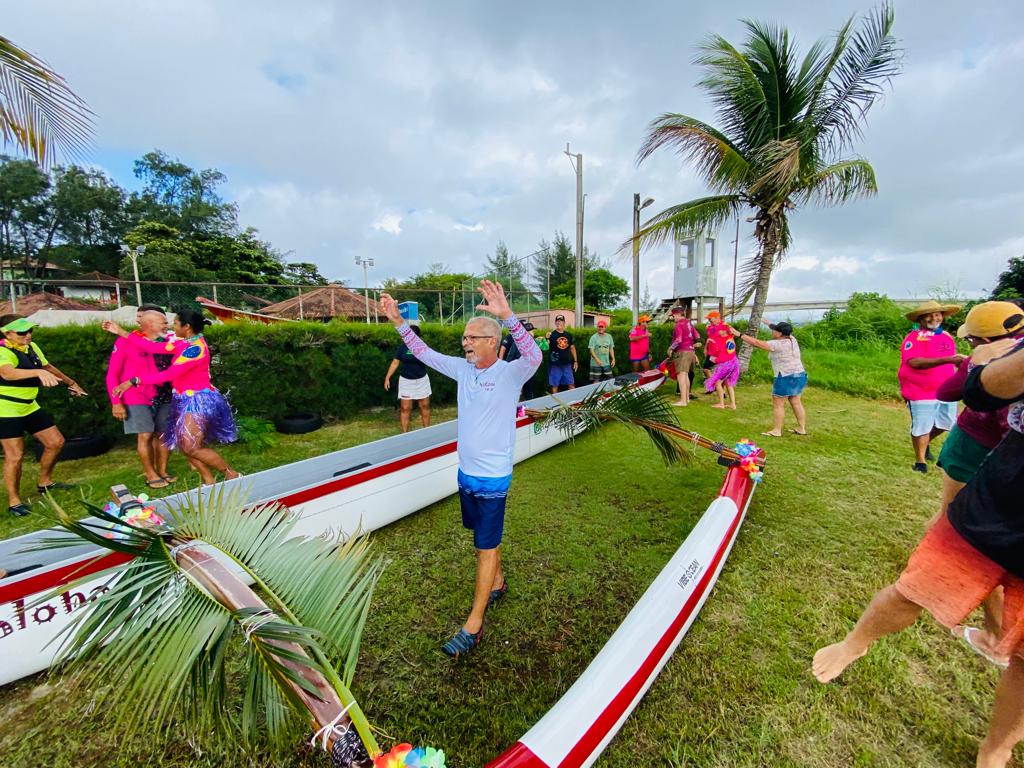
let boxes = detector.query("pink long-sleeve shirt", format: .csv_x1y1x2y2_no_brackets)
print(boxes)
106,332,163,405
669,318,700,353
118,333,216,393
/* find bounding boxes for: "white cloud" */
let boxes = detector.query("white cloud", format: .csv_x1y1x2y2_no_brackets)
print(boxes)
372,214,403,235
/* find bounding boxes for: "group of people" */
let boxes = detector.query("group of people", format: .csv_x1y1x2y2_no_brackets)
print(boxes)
0,305,241,516
815,298,1024,768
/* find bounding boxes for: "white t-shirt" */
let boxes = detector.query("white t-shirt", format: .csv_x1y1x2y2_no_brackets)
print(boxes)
398,317,541,477
766,336,805,377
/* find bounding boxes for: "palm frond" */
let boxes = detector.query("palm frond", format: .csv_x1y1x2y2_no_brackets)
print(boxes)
0,36,93,166
695,34,770,151
623,195,743,255
636,113,751,192
40,490,383,759
802,158,877,205
533,385,688,466
814,2,901,155
748,138,802,200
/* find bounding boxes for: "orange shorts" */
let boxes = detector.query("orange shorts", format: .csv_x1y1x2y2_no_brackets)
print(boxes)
896,513,1024,660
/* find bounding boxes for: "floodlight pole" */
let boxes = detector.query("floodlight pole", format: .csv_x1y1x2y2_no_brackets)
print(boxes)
120,244,146,306
632,194,654,326
565,144,584,327
355,256,374,322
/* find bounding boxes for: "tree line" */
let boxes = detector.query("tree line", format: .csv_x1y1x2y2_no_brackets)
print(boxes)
0,150,328,287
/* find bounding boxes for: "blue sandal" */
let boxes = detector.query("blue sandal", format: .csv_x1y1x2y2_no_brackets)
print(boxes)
487,580,508,609
441,627,483,658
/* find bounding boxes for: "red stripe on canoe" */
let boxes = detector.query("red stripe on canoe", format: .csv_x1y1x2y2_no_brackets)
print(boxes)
487,465,755,768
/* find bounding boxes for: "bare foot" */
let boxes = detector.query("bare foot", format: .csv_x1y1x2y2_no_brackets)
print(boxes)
224,468,243,480
711,403,727,409
672,400,689,407
761,431,782,437
812,640,867,683
727,404,737,410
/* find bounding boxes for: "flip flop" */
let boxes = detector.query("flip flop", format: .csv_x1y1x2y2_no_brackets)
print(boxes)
145,478,170,489
790,429,808,436
36,482,75,494
760,431,781,437
952,625,1010,669
162,475,179,484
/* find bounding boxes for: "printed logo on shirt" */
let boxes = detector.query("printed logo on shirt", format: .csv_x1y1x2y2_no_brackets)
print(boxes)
556,337,570,350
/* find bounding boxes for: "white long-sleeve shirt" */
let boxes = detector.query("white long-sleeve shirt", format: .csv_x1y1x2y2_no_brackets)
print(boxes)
397,315,541,477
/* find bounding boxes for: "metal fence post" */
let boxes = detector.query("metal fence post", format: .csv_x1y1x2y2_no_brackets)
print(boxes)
212,284,218,303
297,287,304,320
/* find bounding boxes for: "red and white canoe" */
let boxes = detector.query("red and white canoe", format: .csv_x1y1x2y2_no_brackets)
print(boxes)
195,295,292,324
488,460,759,768
0,372,665,686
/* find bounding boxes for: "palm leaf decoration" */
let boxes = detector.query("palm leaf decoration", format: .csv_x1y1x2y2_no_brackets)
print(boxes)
527,382,765,467
34,484,384,765
0,35,93,166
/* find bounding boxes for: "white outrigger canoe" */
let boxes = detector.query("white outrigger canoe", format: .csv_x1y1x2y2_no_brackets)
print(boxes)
0,372,665,687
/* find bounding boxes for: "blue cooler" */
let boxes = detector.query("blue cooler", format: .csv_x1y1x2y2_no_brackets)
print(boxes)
398,301,419,322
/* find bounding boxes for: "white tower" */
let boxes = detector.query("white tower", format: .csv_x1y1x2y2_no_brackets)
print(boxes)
671,232,723,322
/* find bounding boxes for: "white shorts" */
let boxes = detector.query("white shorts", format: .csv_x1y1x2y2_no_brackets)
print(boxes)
907,399,957,437
398,375,431,400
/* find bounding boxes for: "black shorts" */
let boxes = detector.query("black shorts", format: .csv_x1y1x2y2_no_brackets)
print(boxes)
0,408,56,439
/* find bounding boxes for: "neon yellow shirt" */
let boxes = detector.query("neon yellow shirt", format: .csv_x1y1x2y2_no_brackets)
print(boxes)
0,341,49,417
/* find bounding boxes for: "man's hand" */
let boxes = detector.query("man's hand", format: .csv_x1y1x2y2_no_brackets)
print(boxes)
112,404,127,421
729,326,741,337
101,321,128,337
68,382,88,397
475,280,512,320
970,338,1019,366
572,361,578,372
36,370,60,387
384,377,391,391
112,380,133,397
378,293,404,326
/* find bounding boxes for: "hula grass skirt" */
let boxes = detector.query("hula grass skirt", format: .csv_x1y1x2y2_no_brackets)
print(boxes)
164,388,237,450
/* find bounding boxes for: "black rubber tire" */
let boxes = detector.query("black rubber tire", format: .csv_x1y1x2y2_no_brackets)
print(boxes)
30,434,114,462
273,412,324,435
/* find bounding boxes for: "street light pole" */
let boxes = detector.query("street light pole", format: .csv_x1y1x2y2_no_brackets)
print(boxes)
565,143,584,327
355,256,374,323
120,244,146,306
631,194,654,326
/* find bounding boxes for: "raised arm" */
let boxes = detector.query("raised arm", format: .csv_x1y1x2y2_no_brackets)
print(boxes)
474,280,540,380
379,293,463,379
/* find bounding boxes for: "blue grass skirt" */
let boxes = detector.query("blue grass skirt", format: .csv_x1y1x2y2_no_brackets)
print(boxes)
164,388,237,450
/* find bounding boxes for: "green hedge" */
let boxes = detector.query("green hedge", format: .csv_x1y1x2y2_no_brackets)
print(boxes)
28,321,675,439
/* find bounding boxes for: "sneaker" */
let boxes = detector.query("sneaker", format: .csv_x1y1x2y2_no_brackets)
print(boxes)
487,580,509,610
8,503,31,517
441,627,483,658
912,462,928,473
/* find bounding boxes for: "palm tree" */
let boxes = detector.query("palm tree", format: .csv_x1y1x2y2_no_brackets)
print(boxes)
1,35,93,166
632,3,900,369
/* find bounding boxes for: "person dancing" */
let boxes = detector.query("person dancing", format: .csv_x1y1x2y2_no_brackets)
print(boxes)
103,309,239,485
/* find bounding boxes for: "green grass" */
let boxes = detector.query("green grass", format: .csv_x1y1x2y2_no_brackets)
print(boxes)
0,383,1013,767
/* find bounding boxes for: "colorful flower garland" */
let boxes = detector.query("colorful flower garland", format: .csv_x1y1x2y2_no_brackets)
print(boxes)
374,743,446,768
733,439,764,484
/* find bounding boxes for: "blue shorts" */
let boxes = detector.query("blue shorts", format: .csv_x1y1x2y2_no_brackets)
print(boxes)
906,399,957,437
457,470,511,550
548,363,574,387
772,372,807,397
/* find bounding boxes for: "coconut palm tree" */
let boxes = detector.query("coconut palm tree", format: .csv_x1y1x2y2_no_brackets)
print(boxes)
632,3,900,369
1,35,93,166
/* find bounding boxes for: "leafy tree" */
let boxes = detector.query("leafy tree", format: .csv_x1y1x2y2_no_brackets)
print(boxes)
484,240,523,281
129,150,238,236
381,263,475,319
283,261,330,285
0,35,93,167
991,256,1024,299
0,156,52,276
120,221,197,282
49,165,129,273
632,4,900,369
192,229,285,284
551,268,630,310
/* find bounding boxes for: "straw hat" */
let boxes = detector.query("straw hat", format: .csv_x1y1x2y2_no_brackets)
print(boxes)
905,299,961,322
956,301,1024,339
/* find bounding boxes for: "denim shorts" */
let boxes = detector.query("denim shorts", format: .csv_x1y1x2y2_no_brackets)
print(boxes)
457,470,511,550
772,372,807,397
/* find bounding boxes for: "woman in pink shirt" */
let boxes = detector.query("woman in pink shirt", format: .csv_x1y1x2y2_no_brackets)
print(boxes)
628,314,652,372
103,309,239,485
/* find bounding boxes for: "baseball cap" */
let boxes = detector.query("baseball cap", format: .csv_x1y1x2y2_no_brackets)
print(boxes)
554,314,566,321
1,317,36,333
706,310,721,320
596,319,607,328
522,321,535,331
957,301,1024,339
768,321,793,336
638,314,650,323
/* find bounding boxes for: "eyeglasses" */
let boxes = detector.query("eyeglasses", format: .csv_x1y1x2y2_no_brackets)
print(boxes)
462,335,494,342
10,329,32,336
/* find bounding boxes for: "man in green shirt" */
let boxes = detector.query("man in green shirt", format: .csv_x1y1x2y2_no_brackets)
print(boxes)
588,320,616,382
0,316,85,516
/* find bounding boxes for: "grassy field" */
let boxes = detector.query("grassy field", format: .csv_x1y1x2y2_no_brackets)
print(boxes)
0,381,1014,767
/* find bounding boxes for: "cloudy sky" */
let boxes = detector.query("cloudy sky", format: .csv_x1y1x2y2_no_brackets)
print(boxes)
5,0,1023,306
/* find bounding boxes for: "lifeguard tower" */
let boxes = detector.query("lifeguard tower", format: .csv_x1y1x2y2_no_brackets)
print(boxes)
655,232,724,322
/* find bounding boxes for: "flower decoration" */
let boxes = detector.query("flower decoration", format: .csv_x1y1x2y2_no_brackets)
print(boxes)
735,440,764,484
374,744,446,768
